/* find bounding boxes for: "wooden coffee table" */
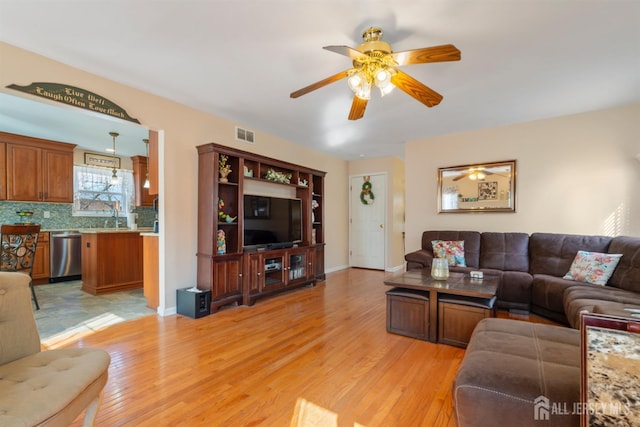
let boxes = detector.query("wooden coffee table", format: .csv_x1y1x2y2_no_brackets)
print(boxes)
384,271,499,346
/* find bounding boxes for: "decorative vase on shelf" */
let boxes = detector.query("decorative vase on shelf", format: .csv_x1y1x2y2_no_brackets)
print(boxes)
219,154,231,183
219,168,231,183
431,258,450,280
216,229,226,255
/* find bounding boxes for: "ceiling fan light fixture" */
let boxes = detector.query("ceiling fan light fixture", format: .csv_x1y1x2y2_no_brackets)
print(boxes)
348,73,363,92
375,69,390,85
375,69,394,96
289,27,461,120
355,80,372,100
349,71,372,100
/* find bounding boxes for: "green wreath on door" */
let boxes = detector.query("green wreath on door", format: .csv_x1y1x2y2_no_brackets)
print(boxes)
360,176,375,205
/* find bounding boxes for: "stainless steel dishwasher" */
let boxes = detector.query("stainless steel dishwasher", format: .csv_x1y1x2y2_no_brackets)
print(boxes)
49,231,82,282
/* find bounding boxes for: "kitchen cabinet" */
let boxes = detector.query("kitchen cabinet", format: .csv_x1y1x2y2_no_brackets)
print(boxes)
131,155,155,207
1,132,75,203
0,142,6,200
148,130,158,196
81,230,143,295
32,232,50,284
142,234,159,309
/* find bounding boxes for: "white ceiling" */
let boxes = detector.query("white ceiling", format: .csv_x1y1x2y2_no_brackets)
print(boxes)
0,1,638,160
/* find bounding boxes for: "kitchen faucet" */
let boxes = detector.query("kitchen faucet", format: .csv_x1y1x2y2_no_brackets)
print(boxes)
112,208,119,229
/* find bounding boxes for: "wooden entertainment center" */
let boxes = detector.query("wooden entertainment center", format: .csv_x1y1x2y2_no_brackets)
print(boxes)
196,143,326,313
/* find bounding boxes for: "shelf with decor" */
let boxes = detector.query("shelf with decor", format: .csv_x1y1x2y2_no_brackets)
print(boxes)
197,142,326,313
310,173,325,279
311,173,324,245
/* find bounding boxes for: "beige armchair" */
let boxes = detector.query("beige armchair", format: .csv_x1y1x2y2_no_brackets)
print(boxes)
0,271,111,426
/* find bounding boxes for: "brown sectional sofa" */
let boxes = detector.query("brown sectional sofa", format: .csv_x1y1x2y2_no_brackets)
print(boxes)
413,232,640,427
453,318,581,427
405,230,640,326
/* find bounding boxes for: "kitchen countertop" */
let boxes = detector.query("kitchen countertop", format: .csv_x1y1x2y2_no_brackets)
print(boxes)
78,227,154,234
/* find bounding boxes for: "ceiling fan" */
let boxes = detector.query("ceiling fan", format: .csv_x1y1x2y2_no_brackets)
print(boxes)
290,26,461,120
453,168,509,181
453,168,493,181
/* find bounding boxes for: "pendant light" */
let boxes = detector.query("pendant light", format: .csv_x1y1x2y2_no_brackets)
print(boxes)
142,138,150,189
109,131,119,185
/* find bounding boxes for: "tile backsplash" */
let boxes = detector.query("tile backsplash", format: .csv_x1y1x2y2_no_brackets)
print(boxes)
0,201,156,230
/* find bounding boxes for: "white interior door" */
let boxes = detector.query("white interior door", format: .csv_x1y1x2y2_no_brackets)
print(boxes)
350,174,386,270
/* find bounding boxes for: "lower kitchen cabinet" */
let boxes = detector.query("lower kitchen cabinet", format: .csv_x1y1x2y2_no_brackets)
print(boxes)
81,231,143,295
142,234,159,310
32,232,50,284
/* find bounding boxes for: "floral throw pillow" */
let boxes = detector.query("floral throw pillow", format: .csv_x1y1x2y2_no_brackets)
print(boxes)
563,251,623,286
431,240,466,267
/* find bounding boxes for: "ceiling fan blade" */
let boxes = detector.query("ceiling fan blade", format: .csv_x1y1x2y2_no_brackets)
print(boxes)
390,69,443,108
390,44,461,66
323,45,368,60
453,174,468,182
290,69,352,98
348,96,368,120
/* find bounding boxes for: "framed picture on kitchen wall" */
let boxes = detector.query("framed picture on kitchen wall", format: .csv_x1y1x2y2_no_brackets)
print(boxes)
437,160,516,213
84,152,120,169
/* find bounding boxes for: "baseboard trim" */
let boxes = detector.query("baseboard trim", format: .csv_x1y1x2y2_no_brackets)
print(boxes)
325,265,349,274
386,264,404,273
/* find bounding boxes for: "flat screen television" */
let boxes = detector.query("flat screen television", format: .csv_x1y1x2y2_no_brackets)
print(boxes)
243,195,302,251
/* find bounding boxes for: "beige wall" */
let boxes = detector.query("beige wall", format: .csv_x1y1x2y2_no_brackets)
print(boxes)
405,104,640,254
0,42,350,313
349,156,405,270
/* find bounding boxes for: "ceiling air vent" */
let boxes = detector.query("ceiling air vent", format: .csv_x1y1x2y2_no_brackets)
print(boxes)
235,126,255,144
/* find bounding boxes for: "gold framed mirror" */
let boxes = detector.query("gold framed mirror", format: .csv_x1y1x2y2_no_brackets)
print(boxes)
437,160,516,213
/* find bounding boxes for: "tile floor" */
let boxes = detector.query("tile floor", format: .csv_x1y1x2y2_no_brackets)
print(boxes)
33,280,156,341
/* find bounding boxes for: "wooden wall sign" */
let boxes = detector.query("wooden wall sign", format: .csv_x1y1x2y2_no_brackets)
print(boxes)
85,152,121,169
6,82,141,124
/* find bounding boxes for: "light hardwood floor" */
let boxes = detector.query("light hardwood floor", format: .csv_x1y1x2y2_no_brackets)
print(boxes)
53,268,555,426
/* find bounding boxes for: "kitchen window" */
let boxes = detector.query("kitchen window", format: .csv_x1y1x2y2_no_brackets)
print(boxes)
72,165,134,216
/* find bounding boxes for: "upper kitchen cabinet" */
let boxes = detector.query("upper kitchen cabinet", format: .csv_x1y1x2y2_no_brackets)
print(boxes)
148,130,158,196
131,155,155,207
0,142,6,200
1,132,76,203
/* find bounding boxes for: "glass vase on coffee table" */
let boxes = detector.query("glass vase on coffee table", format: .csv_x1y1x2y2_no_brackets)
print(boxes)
431,258,450,280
